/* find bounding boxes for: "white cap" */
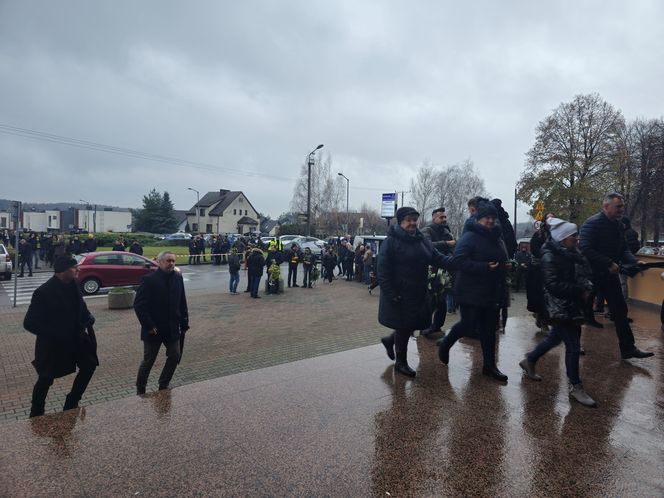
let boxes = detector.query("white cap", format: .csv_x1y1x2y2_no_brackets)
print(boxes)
547,217,578,242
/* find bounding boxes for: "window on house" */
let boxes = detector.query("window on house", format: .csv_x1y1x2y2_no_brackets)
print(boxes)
199,208,205,216
239,197,244,203
192,223,199,232
206,224,213,233
244,210,247,215
233,209,236,215
0,217,6,228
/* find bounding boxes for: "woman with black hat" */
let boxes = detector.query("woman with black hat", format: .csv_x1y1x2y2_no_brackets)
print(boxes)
378,206,453,377
437,202,510,381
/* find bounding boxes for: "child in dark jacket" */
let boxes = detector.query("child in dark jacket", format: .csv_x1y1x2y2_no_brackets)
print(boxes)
520,217,596,407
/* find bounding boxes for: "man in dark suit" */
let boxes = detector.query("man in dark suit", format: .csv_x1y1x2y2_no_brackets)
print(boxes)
23,256,98,417
579,193,653,360
134,251,189,394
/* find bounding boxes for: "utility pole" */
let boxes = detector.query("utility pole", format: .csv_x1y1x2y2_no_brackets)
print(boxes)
12,201,21,308
306,144,324,236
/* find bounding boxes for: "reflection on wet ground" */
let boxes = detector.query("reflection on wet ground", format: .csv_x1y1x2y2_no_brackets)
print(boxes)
1,309,662,497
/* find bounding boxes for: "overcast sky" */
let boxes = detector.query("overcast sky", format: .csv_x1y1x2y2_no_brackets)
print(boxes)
1,0,663,223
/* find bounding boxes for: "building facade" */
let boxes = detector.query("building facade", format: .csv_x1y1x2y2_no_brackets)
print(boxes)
186,189,259,234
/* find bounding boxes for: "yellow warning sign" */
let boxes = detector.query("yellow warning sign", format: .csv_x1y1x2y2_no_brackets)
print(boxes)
534,211,544,221
535,201,545,211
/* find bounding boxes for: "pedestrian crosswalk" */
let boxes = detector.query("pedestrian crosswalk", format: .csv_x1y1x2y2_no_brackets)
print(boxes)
0,273,52,306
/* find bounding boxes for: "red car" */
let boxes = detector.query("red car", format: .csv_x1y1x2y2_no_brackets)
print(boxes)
75,251,158,295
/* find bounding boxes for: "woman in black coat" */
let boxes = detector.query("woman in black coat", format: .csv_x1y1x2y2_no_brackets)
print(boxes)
526,220,551,332
378,207,453,377
437,203,509,381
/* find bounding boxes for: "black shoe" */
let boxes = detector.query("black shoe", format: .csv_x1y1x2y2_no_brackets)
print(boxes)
627,317,634,323
585,320,604,329
381,336,395,361
137,386,146,395
158,384,169,390
482,366,508,382
253,295,261,299
63,394,79,411
243,290,250,293
621,349,654,360
394,362,416,377
29,407,45,418
437,339,450,365
18,274,24,277
293,284,299,287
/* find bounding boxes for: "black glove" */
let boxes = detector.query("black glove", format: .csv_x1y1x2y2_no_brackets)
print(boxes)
620,263,647,277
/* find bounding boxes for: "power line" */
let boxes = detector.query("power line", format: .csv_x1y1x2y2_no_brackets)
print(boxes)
0,123,408,192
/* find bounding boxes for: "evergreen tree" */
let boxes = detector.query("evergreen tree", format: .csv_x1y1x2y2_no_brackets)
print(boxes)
134,189,173,233
160,191,177,232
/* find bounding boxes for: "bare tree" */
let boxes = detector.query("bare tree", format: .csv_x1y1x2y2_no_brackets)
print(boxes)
517,93,624,224
409,160,437,226
290,152,344,229
438,160,489,237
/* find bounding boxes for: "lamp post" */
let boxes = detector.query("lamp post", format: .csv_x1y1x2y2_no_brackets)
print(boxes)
306,144,324,236
188,187,200,233
79,199,96,233
337,172,349,235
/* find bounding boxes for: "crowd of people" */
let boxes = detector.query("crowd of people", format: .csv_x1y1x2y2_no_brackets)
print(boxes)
378,192,656,409
0,231,144,277
16,191,662,418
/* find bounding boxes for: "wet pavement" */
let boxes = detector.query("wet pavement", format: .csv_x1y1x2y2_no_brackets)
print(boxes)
1,305,662,497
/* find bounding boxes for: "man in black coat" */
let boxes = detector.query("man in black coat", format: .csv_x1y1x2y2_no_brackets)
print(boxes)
579,193,653,360
134,251,189,394
23,256,98,417
378,207,453,377
420,207,456,336
286,243,302,287
18,238,33,277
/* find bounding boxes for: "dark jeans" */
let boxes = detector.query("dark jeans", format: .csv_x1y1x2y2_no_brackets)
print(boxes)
288,264,298,286
527,323,581,385
136,339,181,390
593,274,635,353
31,364,96,416
344,261,353,280
324,266,334,283
249,275,261,297
441,304,499,367
303,266,312,287
447,291,456,312
19,257,33,275
229,271,239,293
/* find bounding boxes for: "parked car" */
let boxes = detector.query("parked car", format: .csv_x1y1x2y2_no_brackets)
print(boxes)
0,243,12,280
279,235,301,246
75,251,159,295
163,232,192,241
289,236,325,259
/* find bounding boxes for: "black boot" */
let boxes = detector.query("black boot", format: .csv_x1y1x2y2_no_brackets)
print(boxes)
381,335,395,361
29,405,45,418
482,365,508,382
437,337,450,365
394,352,416,377
63,394,79,411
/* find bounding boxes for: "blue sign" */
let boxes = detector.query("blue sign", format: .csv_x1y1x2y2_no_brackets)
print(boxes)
381,193,397,218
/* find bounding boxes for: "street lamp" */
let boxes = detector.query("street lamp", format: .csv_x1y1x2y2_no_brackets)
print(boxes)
337,172,349,235
306,144,324,236
79,199,96,232
187,187,200,233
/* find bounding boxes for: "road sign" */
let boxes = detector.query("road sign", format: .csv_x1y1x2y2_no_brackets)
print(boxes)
381,193,397,218
534,211,543,221
535,201,545,211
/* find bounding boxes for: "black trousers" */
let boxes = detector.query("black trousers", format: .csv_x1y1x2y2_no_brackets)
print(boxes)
136,339,181,390
31,363,96,416
442,304,499,367
593,274,635,353
426,292,448,331
288,264,298,286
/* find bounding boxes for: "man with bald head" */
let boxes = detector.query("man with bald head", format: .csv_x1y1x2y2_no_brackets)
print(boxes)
134,251,190,394
579,193,653,360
